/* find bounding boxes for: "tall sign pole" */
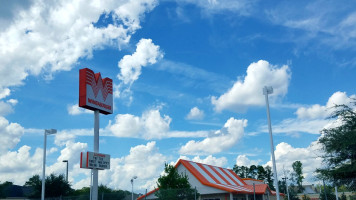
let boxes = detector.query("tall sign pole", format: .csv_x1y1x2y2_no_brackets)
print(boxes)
263,86,280,200
92,110,99,200
79,68,113,200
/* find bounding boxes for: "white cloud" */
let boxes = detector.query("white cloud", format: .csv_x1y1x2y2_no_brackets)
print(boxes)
118,38,164,85
179,117,247,155
0,101,15,115
0,116,24,153
179,0,255,16
47,141,88,182
186,106,205,120
7,99,18,105
0,139,88,186
0,0,158,94
262,91,356,136
0,88,10,99
265,141,323,184
296,91,356,119
211,60,291,112
180,155,228,167
271,118,330,135
236,155,262,166
108,108,171,139
265,1,356,50
0,145,43,184
92,141,166,191
67,104,92,115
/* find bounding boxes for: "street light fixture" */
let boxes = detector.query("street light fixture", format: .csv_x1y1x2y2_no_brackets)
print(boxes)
131,176,137,200
263,86,280,200
41,129,57,200
63,160,68,182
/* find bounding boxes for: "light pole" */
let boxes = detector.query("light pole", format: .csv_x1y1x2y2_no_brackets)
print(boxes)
63,160,68,182
131,176,137,200
42,129,57,200
263,86,280,200
283,169,290,200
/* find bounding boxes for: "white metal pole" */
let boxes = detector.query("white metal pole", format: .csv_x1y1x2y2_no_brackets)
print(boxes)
92,110,99,200
41,132,47,200
335,186,338,200
131,179,134,200
90,170,93,200
66,161,68,182
286,178,290,200
263,86,280,200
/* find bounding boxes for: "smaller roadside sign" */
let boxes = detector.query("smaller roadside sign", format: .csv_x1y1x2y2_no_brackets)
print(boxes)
80,151,110,170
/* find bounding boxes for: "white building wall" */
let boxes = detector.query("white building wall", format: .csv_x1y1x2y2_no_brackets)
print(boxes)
176,164,227,195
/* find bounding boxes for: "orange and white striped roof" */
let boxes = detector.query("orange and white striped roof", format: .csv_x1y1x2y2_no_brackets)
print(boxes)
177,159,253,193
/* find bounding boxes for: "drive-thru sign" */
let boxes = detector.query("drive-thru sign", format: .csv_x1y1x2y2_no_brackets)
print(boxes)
79,68,112,200
80,152,110,170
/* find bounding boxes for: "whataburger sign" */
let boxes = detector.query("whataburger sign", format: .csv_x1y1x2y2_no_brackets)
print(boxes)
79,68,113,115
79,68,112,174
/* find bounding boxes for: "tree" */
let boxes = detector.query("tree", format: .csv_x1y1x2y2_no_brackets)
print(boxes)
156,163,198,200
292,161,304,192
24,174,72,198
0,181,13,198
248,165,258,178
24,175,42,198
265,166,275,190
257,166,267,181
316,103,356,185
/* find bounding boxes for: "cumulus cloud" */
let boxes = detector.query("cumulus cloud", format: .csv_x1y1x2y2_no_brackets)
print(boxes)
186,106,205,120
179,117,247,155
265,141,323,183
118,38,163,85
108,108,171,139
296,91,356,119
0,145,43,184
179,155,228,167
73,141,166,191
67,104,92,115
0,0,158,94
0,139,88,185
47,141,88,181
236,155,262,166
211,60,291,112
267,91,356,136
0,116,24,153
0,88,10,99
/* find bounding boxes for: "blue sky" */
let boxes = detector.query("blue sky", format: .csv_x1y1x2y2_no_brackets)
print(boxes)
0,0,355,194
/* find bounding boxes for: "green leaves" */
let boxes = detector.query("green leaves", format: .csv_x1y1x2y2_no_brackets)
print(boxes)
156,163,198,200
316,102,356,184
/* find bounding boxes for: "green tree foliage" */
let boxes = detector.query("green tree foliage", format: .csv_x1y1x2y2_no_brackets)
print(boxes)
257,166,267,181
283,181,300,200
233,164,275,190
319,185,334,200
156,163,199,200
278,180,286,196
316,103,356,184
292,161,304,192
24,174,72,198
265,166,275,190
340,193,347,200
70,185,130,200
0,181,13,198
24,175,42,198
